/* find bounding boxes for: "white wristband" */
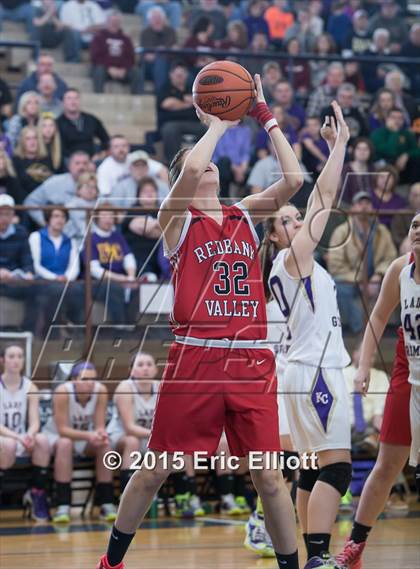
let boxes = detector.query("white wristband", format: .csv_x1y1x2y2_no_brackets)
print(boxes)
264,118,278,133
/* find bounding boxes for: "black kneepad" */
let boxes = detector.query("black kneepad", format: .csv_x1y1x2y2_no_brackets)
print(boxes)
415,464,420,494
282,451,299,482
318,462,352,496
298,467,319,492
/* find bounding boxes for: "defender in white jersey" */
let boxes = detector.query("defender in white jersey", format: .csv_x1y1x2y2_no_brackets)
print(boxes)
0,344,50,521
43,361,117,524
400,261,420,469
336,219,420,569
107,352,159,495
263,102,352,569
244,285,297,559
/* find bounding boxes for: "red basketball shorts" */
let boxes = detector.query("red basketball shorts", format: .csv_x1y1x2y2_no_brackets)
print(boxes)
380,327,411,446
148,343,281,457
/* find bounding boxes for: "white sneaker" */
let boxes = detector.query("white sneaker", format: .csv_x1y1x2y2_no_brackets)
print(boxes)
189,494,205,516
220,493,242,515
99,503,117,522
244,510,275,557
53,505,71,523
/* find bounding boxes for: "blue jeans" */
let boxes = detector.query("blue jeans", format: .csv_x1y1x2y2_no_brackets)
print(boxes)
141,55,169,91
0,2,35,34
335,282,364,334
63,29,89,62
135,1,182,28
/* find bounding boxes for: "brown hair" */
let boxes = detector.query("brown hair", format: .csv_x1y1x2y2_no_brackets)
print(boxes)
226,20,248,49
45,206,69,224
0,343,24,358
95,202,116,223
169,147,190,188
259,216,277,301
137,176,158,196
375,163,399,188
353,137,374,161
129,351,156,369
314,33,337,54
371,88,396,123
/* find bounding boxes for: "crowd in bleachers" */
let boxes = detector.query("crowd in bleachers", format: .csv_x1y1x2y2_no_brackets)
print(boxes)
1,0,419,526
0,0,419,335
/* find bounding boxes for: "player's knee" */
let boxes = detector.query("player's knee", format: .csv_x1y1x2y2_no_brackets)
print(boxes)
251,469,281,498
33,433,50,451
56,437,73,456
317,462,352,497
0,439,17,468
298,467,319,492
132,465,168,493
124,436,140,453
375,453,404,480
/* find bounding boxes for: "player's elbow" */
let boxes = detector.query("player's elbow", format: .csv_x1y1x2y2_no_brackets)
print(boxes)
182,162,203,181
287,173,304,192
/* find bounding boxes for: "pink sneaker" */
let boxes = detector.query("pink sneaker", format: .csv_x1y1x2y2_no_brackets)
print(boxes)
336,539,365,569
96,555,124,569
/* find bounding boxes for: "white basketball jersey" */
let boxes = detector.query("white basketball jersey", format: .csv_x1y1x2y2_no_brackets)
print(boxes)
400,263,420,386
269,249,350,368
43,381,100,436
266,299,291,377
108,379,158,433
0,376,32,434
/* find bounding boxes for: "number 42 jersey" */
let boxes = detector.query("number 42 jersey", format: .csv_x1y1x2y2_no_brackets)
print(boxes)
269,249,350,368
400,262,420,386
165,203,267,341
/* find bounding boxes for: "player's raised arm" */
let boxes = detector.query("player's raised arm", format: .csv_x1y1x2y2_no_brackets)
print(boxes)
354,255,406,394
241,74,304,220
284,101,349,278
158,112,239,250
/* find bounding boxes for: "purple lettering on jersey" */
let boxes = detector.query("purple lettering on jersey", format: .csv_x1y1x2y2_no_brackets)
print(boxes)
302,276,315,312
311,369,333,432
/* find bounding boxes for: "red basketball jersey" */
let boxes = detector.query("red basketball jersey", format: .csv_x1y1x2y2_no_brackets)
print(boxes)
166,203,267,341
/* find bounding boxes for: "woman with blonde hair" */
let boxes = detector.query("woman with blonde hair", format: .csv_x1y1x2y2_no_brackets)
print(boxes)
37,112,63,172
12,125,53,196
65,171,99,244
0,148,25,204
6,91,41,147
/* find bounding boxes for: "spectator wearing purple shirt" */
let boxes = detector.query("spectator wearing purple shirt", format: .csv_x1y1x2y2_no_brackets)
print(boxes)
243,0,270,42
370,164,407,229
341,138,375,205
271,80,306,132
255,104,301,163
83,205,137,323
327,0,352,50
212,123,252,197
299,117,329,178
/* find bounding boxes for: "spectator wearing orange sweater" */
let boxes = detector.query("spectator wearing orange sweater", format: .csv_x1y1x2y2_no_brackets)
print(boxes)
264,0,294,47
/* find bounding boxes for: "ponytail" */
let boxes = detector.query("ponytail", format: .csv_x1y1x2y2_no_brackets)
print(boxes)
259,216,277,301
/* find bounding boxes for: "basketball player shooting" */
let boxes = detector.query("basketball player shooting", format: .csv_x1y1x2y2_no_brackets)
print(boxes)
96,74,304,569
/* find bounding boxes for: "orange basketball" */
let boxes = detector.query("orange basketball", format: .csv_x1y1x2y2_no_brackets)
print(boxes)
192,60,255,121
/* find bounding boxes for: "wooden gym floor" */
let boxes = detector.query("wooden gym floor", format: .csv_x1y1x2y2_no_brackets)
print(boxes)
1,501,419,569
